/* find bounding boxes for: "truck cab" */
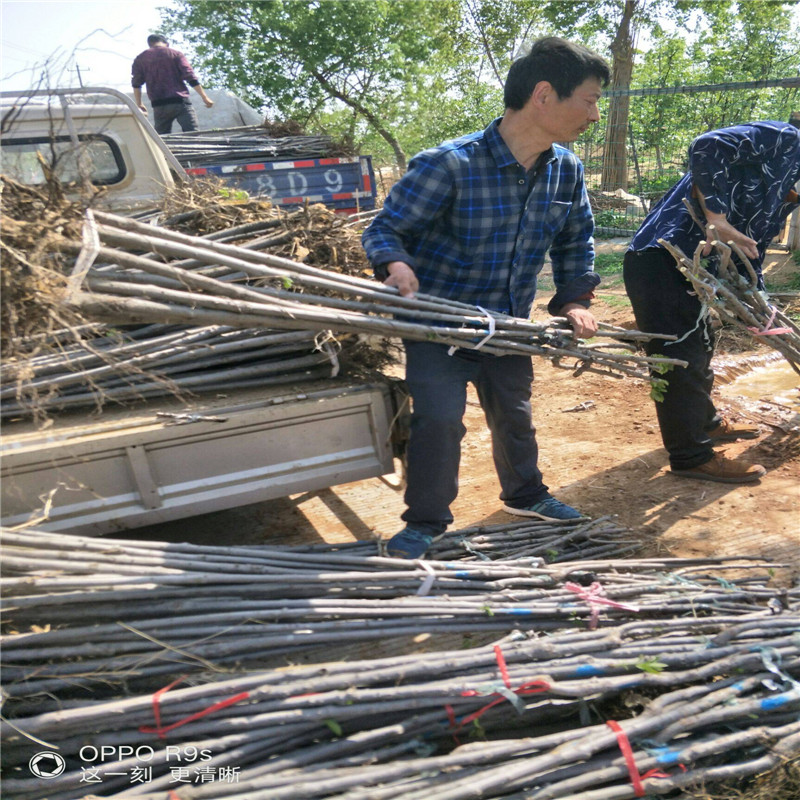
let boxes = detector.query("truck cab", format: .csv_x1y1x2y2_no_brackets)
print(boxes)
0,86,187,213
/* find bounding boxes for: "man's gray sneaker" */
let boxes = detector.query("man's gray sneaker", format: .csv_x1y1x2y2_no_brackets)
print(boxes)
385,527,440,559
502,495,584,522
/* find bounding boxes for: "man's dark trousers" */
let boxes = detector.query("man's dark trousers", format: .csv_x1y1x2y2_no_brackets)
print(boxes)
153,100,199,135
623,247,721,470
401,340,550,533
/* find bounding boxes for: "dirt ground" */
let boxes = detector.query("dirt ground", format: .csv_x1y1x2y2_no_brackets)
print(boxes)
136,248,800,575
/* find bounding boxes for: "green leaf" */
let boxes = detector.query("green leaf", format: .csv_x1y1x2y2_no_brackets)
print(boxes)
649,377,669,403
324,718,343,736
635,656,668,674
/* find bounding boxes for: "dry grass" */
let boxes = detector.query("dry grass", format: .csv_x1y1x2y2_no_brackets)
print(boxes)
681,756,800,800
0,176,86,360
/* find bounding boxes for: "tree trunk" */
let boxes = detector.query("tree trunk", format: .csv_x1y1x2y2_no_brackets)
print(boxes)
600,0,637,192
311,71,407,170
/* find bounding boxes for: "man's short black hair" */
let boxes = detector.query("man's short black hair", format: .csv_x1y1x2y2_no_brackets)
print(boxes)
504,36,610,110
147,34,169,46
789,111,800,129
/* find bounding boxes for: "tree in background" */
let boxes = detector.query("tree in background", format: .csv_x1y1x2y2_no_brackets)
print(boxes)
164,0,460,169
163,0,800,179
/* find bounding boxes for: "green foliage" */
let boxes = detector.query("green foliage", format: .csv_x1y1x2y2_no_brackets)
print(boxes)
650,376,669,402
593,252,625,274
162,0,800,175
323,718,343,736
596,293,631,308
217,186,250,202
594,210,634,230
648,356,675,401
765,272,800,292
635,655,668,673
469,718,488,740
649,356,675,376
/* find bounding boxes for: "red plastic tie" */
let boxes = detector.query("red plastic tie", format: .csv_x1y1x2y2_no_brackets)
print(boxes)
140,676,250,739
565,581,640,629
747,307,793,336
607,719,646,796
450,646,550,730
494,644,512,689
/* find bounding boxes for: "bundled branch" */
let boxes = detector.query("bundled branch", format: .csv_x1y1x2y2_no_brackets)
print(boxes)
62,211,686,382
659,231,800,374
1,193,393,418
1,524,792,712
1,529,797,800
161,128,342,167
0,322,354,417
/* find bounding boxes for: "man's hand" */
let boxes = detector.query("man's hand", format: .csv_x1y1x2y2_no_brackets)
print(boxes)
384,261,419,298
702,212,759,260
137,104,148,114
561,303,598,339
203,97,214,108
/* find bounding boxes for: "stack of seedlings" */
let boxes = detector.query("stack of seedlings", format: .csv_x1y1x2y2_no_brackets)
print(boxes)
0,323,372,418
161,127,346,168
659,223,800,374
62,209,686,382
1,527,798,800
291,515,642,564
1,177,392,419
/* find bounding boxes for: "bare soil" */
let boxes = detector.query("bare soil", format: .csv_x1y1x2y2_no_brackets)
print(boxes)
136,249,800,575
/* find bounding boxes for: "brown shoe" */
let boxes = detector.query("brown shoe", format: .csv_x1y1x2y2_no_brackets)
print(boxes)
707,418,760,442
671,453,766,484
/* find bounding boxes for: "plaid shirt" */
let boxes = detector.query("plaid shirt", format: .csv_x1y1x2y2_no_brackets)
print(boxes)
362,118,597,319
630,121,800,278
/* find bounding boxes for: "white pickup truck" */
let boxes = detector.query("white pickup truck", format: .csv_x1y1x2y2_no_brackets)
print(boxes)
0,87,403,536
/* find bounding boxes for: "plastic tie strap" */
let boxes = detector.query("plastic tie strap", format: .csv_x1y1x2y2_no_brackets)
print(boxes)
473,306,498,350
68,209,101,300
448,306,498,356
607,720,672,797
666,299,711,347
456,536,492,561
415,559,437,596
140,676,250,739
747,305,792,336
314,331,341,376
565,581,640,630
759,646,800,692
450,645,550,730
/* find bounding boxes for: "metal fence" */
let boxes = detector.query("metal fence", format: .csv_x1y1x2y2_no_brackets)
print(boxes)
574,76,800,244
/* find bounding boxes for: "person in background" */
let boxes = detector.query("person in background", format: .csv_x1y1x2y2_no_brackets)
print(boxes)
362,37,610,559
131,34,214,135
623,118,800,483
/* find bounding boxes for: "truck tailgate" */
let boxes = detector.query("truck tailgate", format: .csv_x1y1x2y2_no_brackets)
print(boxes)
185,156,376,212
1,381,396,536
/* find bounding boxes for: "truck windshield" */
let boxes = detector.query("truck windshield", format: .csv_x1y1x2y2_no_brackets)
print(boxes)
1,135,126,186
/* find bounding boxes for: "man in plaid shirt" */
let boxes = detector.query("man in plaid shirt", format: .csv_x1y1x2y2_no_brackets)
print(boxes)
362,37,610,559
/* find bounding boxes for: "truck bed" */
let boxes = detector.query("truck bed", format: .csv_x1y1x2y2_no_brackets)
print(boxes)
1,379,398,536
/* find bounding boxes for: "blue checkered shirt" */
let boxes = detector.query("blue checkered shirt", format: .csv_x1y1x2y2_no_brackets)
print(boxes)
629,121,800,279
362,117,597,319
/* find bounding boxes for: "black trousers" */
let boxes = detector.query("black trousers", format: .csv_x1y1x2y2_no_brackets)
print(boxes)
153,100,199,135
401,341,549,534
623,248,721,470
